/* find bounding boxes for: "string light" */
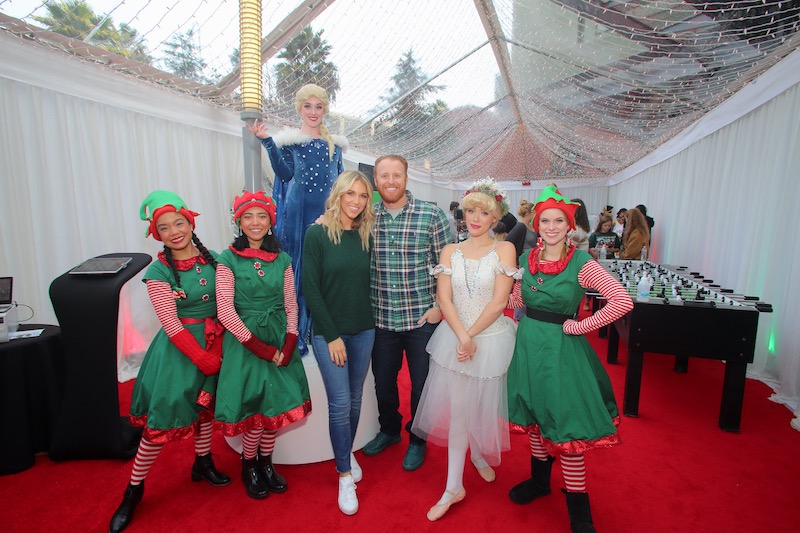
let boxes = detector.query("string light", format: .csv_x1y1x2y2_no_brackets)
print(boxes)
1,0,798,184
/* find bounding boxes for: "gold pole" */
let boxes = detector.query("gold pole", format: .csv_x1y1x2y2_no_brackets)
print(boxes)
239,0,263,192
239,0,263,119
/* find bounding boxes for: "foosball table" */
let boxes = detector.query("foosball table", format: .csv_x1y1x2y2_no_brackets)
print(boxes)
592,259,772,432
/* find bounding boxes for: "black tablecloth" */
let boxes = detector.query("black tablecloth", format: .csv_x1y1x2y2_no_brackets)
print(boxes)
49,253,150,460
0,324,65,475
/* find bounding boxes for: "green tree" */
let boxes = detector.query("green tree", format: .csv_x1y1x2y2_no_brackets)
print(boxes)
33,0,104,39
274,26,340,104
162,28,208,83
117,23,153,65
379,49,446,124
32,0,152,64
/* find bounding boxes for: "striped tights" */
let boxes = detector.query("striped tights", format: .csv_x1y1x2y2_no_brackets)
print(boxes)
130,421,214,485
242,428,277,460
528,429,587,493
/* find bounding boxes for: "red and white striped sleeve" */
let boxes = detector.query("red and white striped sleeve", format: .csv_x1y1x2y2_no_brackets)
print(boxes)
564,260,633,335
508,279,523,310
215,264,253,343
147,279,184,337
284,265,299,335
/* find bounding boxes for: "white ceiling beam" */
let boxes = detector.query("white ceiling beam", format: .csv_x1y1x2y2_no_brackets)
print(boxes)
473,0,524,127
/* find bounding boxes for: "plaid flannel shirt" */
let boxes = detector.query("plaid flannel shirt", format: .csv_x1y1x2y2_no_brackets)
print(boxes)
371,190,451,331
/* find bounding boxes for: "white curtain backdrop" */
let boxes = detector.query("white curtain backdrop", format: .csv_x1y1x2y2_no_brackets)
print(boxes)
608,82,800,428
0,32,248,379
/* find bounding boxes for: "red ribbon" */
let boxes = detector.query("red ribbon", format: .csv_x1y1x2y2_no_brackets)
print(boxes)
180,316,225,354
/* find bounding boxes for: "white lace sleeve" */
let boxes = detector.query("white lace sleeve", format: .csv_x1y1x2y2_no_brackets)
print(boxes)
495,263,523,280
429,264,453,278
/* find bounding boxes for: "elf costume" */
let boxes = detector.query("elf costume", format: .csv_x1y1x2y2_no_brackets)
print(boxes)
506,185,633,533
214,190,311,500
110,191,229,533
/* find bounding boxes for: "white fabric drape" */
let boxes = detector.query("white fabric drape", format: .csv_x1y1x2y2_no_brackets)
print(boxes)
608,82,800,428
1,32,248,380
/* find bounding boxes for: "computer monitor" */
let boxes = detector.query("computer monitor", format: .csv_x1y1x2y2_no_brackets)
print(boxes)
0,277,12,313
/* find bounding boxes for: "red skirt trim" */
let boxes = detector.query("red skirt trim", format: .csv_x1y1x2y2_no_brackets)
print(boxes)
128,403,215,444
129,417,200,444
510,416,622,455
219,399,312,436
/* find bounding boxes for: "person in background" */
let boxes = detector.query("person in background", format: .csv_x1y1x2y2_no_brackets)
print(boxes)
499,208,518,235
588,215,621,260
585,214,622,310
569,196,593,343
635,204,655,248
613,208,627,239
214,191,311,500
302,171,376,516
110,191,229,533
619,208,650,260
506,185,633,533
491,221,508,241
361,155,451,472
412,179,519,521
246,84,348,355
505,199,539,321
505,199,538,259
568,199,590,252
446,201,460,243
635,204,654,233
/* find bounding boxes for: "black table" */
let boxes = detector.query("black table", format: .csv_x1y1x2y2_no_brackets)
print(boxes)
49,252,150,460
0,324,65,475
600,261,762,432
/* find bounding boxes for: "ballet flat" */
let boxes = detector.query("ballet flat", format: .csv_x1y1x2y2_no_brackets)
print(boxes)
427,488,466,521
471,458,496,482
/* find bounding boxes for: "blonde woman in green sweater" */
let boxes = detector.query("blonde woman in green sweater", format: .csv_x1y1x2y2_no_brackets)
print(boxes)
302,170,376,516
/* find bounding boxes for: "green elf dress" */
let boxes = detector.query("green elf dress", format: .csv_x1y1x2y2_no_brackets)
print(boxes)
507,245,628,454
130,252,222,442
214,247,311,434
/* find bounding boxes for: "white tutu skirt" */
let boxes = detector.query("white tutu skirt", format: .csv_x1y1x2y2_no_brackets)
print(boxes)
412,317,517,466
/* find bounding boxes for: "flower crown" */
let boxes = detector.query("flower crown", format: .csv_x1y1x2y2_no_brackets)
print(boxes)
463,177,509,216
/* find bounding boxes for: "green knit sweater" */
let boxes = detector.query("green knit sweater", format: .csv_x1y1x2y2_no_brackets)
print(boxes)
302,224,375,342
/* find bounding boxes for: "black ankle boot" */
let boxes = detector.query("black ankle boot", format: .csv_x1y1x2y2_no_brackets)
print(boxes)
109,482,144,533
509,455,555,504
241,456,269,499
258,453,288,493
191,453,231,486
563,489,596,533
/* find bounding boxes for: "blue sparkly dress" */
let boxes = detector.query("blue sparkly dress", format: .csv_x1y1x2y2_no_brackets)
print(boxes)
259,129,348,354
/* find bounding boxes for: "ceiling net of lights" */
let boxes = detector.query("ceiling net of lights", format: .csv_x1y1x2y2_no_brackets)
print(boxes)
2,0,799,185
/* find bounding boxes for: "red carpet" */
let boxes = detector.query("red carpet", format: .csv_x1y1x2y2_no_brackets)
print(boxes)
2,316,799,532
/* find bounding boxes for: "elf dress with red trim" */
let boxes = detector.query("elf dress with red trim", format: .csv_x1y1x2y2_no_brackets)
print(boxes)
130,252,219,443
506,246,623,455
214,248,310,434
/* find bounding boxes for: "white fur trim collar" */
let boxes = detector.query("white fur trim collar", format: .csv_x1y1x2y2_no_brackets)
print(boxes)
272,128,349,151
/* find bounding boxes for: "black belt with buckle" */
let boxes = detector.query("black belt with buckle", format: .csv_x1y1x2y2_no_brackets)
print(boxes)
525,308,576,324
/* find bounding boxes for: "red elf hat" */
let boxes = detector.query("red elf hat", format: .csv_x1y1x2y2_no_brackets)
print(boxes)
531,184,580,232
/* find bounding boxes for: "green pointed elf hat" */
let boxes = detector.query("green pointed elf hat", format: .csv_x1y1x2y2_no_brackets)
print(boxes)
139,190,200,241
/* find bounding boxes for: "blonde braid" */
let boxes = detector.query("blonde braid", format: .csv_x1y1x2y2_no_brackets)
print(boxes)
319,123,335,161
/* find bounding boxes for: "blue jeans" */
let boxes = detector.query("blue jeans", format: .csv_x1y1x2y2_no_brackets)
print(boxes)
371,323,437,445
312,328,375,474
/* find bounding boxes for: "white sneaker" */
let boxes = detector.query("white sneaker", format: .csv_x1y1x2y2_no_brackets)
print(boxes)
350,453,362,483
338,475,359,515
